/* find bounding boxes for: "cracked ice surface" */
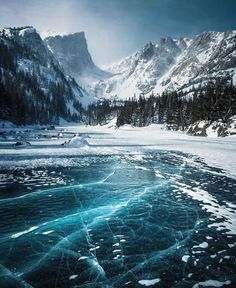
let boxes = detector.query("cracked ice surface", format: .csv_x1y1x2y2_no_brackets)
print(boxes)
0,125,235,287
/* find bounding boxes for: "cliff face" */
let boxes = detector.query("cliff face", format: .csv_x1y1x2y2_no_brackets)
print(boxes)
45,32,111,99
0,26,85,124
45,32,95,78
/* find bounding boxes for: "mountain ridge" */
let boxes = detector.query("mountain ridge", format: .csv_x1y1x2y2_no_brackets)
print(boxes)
0,26,86,124
44,32,111,100
0,26,236,126
91,30,236,100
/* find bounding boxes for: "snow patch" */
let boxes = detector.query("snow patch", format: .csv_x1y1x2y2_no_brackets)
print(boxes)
173,184,236,235
138,278,161,286
192,280,231,288
62,135,89,147
182,255,190,263
233,70,236,85
42,230,54,235
69,274,78,280
193,242,209,249
11,226,39,239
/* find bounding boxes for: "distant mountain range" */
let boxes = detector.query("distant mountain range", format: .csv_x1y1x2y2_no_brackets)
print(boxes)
0,26,235,124
93,31,236,99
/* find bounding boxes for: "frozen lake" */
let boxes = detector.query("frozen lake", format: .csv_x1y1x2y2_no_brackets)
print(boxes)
0,124,236,287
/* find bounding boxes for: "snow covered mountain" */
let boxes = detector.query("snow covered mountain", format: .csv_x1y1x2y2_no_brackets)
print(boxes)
93,31,236,100
45,32,94,78
1,27,235,125
43,30,236,102
44,33,111,100
0,26,87,124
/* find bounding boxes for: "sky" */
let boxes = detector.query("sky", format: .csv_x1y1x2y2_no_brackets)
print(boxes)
0,0,235,66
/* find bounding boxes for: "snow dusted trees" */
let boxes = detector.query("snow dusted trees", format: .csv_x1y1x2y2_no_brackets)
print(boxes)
85,81,236,129
0,34,84,125
83,99,118,126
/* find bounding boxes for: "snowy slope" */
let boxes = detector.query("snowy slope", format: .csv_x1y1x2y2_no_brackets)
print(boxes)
0,26,88,123
92,31,236,99
44,33,112,102
43,30,236,101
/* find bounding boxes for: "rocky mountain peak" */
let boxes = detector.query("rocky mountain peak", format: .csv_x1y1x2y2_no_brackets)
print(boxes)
1,26,36,37
0,26,53,66
158,36,181,55
1,26,43,46
139,42,155,60
92,30,236,100
44,32,95,78
178,37,188,50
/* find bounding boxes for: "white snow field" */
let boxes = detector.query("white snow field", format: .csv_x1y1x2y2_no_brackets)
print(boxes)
77,123,236,177
0,122,236,177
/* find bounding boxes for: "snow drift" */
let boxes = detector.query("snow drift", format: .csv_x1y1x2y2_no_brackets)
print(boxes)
62,135,89,147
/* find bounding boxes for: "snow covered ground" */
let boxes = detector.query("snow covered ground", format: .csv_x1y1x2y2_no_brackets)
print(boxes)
17,124,236,172
76,123,236,177
0,122,236,177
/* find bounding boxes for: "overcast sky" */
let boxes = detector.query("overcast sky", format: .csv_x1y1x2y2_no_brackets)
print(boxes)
0,0,235,65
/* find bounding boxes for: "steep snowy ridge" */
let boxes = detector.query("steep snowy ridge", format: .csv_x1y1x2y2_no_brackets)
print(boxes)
158,31,236,94
94,38,182,99
42,29,236,101
45,32,95,77
44,33,111,101
93,31,236,99
0,26,87,124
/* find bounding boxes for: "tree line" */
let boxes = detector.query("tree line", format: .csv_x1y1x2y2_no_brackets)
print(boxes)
84,80,236,129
